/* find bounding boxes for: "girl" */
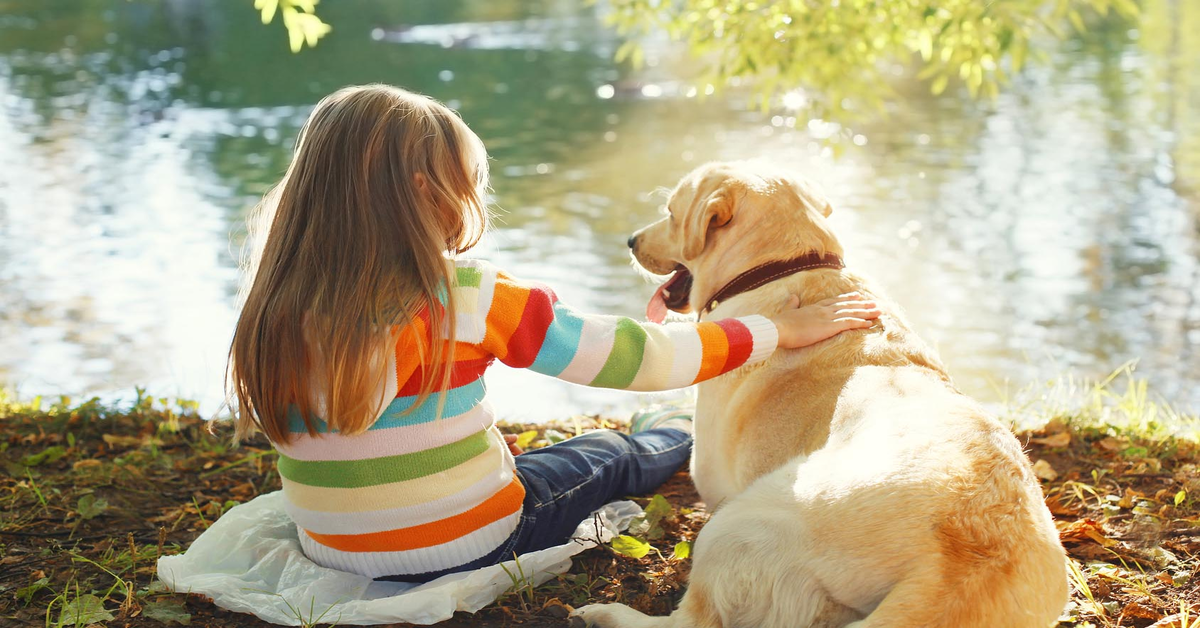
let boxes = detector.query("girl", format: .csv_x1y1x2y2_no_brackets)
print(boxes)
227,84,880,583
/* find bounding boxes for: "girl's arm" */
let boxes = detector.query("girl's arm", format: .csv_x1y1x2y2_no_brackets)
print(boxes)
468,262,876,391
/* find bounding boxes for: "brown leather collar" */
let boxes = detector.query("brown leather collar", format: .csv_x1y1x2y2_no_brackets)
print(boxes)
701,251,845,315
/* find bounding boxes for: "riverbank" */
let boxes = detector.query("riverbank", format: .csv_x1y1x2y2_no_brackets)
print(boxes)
2,371,1199,627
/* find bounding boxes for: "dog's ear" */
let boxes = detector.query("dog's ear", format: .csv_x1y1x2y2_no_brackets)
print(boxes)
682,179,738,259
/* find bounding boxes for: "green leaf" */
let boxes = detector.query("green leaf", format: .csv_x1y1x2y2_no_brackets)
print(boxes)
514,430,539,450
543,429,569,444
611,535,652,559
1121,446,1149,459
284,9,304,53
16,577,50,605
1175,489,1187,507
672,541,692,560
143,599,193,625
1067,9,1086,33
294,12,332,48
76,494,109,520
615,40,640,64
930,74,949,95
58,594,114,625
254,0,278,24
917,29,933,61
21,445,66,467
916,63,942,80
644,494,673,525
1110,0,1139,17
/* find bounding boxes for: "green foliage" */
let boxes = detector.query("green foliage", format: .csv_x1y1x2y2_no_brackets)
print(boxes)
543,428,569,444
610,534,652,558
254,0,331,53
242,589,344,628
52,590,114,627
499,553,539,613
74,494,108,521
23,469,49,510
514,429,539,450
142,599,193,625
1001,362,1199,442
20,445,66,467
16,577,51,606
627,493,674,540
612,493,689,559
602,0,1138,117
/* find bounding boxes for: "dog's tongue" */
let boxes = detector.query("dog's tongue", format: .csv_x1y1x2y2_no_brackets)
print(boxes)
647,282,670,324
646,267,693,324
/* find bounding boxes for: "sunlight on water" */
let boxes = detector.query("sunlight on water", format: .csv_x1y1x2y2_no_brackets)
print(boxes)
0,0,1196,421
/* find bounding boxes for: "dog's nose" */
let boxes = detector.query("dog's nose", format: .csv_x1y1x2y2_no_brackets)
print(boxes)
627,235,637,249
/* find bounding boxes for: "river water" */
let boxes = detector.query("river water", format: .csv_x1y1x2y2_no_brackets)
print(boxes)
1,0,1197,421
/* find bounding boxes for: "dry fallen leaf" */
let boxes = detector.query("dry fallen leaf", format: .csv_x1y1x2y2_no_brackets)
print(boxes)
1123,601,1163,621
1032,459,1059,481
541,598,573,619
101,434,142,448
1117,487,1145,509
1043,495,1077,516
1031,432,1071,448
1043,418,1068,434
72,459,102,471
1059,519,1117,547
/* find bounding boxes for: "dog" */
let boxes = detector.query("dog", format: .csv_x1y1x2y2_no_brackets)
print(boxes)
572,161,1068,628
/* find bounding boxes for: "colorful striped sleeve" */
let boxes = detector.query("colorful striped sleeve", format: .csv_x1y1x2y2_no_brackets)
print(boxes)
470,263,778,391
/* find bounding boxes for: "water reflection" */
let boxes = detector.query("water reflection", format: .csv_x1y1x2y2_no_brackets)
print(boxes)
0,0,1196,421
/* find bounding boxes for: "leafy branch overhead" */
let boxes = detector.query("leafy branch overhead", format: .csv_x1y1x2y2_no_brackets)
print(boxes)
247,0,1141,118
254,0,331,53
603,0,1139,114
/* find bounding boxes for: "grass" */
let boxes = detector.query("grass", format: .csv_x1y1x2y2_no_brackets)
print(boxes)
1,367,1198,627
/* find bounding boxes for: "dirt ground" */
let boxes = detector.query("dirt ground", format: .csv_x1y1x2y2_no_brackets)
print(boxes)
2,393,1199,627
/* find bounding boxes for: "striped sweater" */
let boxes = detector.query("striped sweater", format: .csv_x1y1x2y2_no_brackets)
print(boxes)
273,259,779,579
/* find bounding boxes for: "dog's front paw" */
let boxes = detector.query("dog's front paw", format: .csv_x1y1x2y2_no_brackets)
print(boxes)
570,603,626,628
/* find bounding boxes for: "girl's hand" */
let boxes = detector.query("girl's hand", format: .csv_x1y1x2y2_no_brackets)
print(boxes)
504,433,524,456
769,293,882,350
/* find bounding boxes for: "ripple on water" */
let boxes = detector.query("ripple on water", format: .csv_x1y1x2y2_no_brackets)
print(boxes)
0,0,1196,421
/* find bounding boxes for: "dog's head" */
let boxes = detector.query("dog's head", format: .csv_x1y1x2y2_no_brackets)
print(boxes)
630,161,843,321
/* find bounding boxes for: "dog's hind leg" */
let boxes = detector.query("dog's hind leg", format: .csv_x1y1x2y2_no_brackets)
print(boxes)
837,576,948,628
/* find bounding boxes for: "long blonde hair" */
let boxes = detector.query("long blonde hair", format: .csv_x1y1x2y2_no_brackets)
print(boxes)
228,84,489,444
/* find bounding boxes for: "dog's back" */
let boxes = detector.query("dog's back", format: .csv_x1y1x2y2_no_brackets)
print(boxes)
690,270,1068,627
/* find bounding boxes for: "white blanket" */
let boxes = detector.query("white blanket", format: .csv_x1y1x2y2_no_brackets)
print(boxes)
157,491,641,625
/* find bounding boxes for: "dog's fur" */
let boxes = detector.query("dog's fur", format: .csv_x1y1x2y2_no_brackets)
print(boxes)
573,162,1068,628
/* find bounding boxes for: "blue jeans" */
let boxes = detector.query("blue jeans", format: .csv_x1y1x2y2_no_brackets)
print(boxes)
380,428,692,583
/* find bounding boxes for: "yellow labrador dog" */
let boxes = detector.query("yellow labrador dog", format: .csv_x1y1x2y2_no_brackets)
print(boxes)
573,161,1067,628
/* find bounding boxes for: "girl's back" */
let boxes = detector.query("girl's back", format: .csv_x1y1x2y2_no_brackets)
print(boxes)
226,84,880,583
